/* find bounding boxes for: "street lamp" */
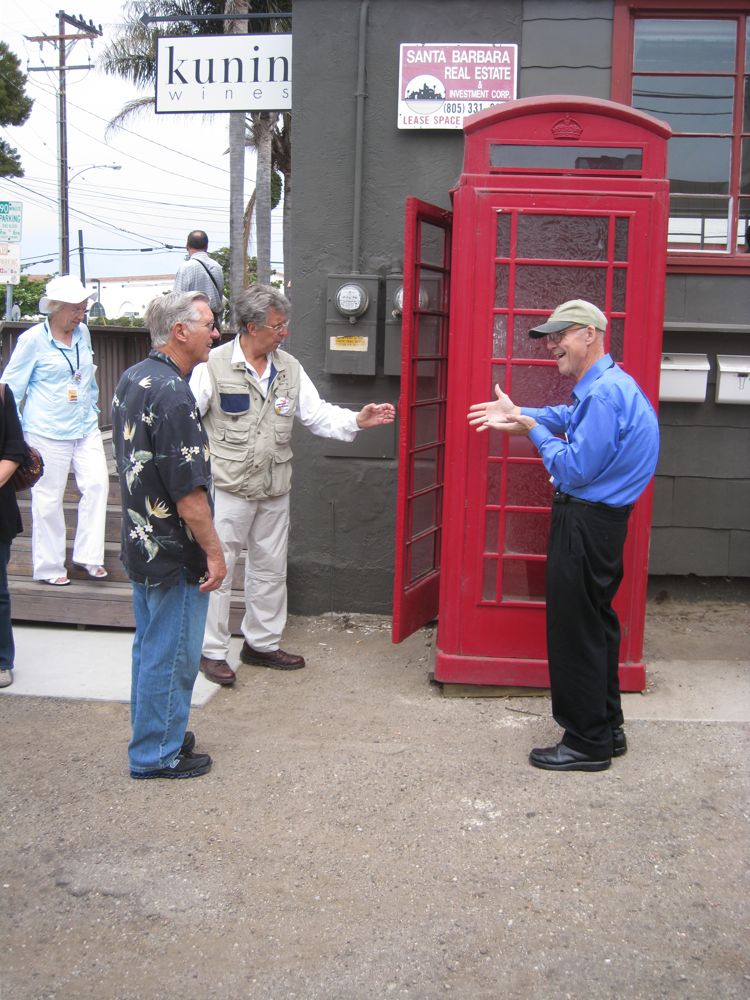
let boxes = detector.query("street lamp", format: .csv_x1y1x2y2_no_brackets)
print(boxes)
66,164,122,284
60,163,122,276
69,163,122,184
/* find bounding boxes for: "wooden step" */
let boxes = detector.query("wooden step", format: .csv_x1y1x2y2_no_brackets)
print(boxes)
10,430,250,636
10,575,248,633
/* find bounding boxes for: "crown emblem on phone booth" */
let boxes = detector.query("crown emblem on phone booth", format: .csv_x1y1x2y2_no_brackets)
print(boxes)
551,115,584,141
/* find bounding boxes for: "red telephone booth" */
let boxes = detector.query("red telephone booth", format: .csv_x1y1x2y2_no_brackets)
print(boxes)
393,96,671,692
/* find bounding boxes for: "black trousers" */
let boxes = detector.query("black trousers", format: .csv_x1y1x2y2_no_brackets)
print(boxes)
545,497,631,757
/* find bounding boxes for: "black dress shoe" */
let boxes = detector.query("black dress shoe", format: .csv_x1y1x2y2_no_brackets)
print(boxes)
199,656,236,686
131,752,212,779
529,742,610,772
240,642,305,670
612,727,627,758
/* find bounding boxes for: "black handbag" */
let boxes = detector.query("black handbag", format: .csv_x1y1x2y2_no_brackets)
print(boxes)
11,443,44,492
0,384,45,491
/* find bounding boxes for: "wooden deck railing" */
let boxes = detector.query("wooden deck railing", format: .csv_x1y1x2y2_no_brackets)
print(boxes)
0,321,151,430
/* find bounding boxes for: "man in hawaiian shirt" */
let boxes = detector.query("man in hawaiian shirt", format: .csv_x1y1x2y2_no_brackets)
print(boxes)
112,291,226,779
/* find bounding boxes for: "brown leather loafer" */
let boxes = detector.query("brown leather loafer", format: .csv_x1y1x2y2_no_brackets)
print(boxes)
199,656,236,686
240,642,306,670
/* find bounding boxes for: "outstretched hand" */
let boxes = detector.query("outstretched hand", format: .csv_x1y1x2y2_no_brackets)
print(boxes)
357,402,396,428
467,384,536,434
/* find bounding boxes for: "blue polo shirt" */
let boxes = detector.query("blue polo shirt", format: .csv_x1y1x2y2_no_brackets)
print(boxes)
522,354,659,507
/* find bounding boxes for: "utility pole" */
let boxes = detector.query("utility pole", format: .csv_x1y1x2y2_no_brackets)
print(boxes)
26,11,103,275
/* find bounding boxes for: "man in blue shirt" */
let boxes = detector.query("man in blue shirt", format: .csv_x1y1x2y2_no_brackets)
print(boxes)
468,300,659,772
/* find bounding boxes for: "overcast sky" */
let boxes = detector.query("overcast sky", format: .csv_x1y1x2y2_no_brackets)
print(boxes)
1,0,281,282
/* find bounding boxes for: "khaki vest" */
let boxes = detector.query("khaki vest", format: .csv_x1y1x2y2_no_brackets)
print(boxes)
203,341,301,499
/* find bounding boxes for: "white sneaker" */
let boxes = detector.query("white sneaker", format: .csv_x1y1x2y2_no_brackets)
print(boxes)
0,669,13,688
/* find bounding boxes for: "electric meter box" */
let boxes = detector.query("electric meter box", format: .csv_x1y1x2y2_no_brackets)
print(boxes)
383,274,404,376
659,353,710,402
325,274,381,375
716,355,750,404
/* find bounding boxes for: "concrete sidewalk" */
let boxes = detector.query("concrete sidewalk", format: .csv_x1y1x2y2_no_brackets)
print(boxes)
1,596,748,1000
3,607,748,722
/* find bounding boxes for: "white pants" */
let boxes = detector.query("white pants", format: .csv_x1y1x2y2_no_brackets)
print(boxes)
203,488,290,659
26,429,109,581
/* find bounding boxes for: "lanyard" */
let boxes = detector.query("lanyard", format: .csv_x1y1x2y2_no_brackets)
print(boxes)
54,340,81,381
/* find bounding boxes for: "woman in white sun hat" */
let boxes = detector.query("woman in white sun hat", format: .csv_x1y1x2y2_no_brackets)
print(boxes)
2,275,109,586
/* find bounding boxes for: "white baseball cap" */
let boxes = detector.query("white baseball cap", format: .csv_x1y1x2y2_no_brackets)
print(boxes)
39,275,93,314
528,299,607,338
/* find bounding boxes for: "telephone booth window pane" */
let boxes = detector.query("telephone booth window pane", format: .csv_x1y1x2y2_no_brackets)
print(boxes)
490,145,642,172
634,20,735,74
493,315,508,357
415,360,441,401
413,447,440,492
496,213,511,257
411,491,438,535
484,510,499,553
488,430,506,457
507,435,538,459
614,218,629,261
414,405,440,447
482,558,498,602
486,462,501,505
490,363,506,394
612,268,627,312
419,226,447,265
420,272,445,314
409,534,437,583
633,75,734,134
502,559,546,601
609,318,624,363
516,215,609,261
506,463,552,507
511,364,573,408
504,512,549,555
745,78,750,132
416,314,441,356
511,317,550,359
495,265,509,305
514,265,607,309
669,137,730,194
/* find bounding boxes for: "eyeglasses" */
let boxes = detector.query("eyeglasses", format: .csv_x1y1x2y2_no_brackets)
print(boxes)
544,325,584,345
186,319,216,332
259,319,289,334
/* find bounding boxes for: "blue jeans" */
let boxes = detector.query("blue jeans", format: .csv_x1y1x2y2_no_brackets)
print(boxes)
129,575,209,775
0,541,14,669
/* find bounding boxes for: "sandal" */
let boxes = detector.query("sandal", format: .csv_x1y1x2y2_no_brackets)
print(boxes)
75,563,108,579
42,577,70,587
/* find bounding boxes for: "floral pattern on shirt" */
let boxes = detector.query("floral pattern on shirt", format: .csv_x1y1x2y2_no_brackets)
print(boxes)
112,351,213,586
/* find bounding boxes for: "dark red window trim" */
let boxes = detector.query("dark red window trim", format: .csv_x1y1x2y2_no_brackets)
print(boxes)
612,0,750,275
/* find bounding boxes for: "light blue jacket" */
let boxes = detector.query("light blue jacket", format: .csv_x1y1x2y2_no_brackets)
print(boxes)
2,319,101,439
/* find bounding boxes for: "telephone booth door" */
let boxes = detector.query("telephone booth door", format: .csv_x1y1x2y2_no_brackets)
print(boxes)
393,97,671,692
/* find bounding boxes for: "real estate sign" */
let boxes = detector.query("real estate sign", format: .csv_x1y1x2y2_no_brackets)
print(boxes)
155,34,292,113
398,43,518,130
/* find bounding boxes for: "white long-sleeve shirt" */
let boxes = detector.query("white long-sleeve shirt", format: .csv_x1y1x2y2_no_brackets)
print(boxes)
189,336,360,442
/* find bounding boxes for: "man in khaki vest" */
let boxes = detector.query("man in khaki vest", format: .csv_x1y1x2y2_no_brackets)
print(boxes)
190,284,395,685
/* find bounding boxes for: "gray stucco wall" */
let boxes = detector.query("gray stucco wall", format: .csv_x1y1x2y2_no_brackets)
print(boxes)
290,0,749,616
653,279,750,577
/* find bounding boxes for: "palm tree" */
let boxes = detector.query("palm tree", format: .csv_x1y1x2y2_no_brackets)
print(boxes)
100,0,291,301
